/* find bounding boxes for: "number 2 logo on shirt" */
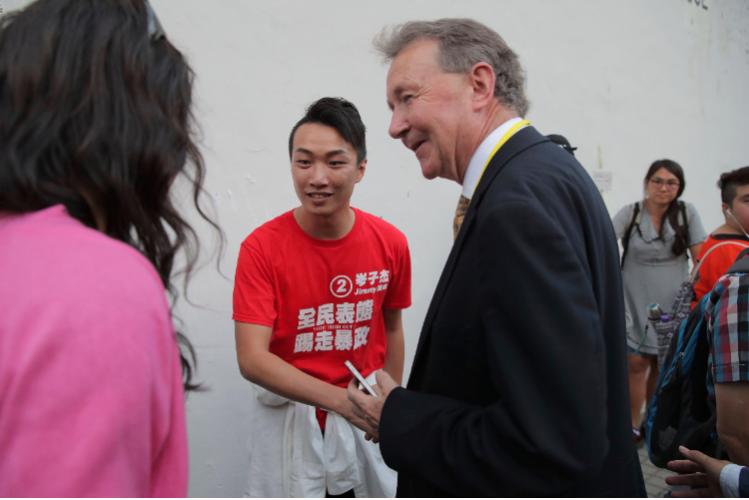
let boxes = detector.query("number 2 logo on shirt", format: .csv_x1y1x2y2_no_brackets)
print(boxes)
330,275,353,298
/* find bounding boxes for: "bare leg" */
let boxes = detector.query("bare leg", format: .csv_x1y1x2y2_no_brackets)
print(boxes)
645,355,659,409
627,353,651,428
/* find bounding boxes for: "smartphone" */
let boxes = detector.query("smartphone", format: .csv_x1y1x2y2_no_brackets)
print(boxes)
344,360,377,396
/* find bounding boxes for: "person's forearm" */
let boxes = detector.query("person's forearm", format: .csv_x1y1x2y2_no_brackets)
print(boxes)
240,350,347,414
383,329,404,384
715,383,749,465
720,432,749,466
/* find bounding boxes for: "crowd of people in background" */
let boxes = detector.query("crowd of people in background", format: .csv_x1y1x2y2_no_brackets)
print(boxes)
612,163,749,497
0,0,747,497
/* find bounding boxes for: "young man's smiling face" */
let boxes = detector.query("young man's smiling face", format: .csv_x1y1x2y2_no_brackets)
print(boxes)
290,122,365,221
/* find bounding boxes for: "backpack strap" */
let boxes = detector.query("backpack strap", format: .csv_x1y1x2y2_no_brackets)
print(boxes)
727,248,749,274
689,240,749,283
680,201,691,259
621,202,640,269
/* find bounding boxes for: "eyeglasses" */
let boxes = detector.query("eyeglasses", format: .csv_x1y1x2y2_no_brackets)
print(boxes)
649,177,680,189
145,0,165,41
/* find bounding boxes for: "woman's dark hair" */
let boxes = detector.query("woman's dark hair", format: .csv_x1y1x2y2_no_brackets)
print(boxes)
718,166,749,206
288,97,367,163
0,0,221,391
644,159,688,256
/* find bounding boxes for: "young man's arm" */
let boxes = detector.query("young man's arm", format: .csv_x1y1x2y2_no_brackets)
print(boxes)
715,382,749,465
235,321,367,427
382,308,404,384
711,273,749,465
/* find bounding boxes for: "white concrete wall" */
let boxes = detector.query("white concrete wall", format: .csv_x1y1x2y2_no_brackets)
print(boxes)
3,0,748,496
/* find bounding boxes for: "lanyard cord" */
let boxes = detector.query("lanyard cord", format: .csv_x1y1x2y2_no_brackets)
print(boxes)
472,119,530,191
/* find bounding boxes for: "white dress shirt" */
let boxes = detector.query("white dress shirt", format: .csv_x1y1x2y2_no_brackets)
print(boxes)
461,116,526,199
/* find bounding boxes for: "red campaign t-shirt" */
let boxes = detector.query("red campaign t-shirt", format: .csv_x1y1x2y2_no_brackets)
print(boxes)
692,234,749,307
233,208,411,388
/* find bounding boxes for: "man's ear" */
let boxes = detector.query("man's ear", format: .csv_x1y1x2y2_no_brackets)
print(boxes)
356,159,367,183
468,61,496,111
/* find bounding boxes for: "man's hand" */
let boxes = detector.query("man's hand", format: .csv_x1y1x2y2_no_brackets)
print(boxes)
330,387,377,434
346,370,399,442
665,445,730,497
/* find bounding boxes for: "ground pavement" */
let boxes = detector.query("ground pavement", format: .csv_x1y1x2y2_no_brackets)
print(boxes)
638,444,672,497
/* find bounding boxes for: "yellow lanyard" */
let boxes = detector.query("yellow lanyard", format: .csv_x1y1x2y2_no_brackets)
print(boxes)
475,119,530,189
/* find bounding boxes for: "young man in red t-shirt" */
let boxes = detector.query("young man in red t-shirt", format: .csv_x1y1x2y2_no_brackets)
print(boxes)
232,97,411,497
692,166,749,305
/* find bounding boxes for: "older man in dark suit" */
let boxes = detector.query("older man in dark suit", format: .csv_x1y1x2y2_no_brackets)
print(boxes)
347,18,645,496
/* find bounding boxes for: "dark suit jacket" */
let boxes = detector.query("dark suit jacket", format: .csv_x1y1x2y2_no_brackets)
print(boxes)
740,466,748,497
380,126,645,497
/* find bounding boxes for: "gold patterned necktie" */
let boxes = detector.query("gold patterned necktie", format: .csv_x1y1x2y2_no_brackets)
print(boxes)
453,195,471,240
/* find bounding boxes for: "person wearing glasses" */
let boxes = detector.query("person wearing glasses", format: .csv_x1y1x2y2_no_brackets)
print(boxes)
612,159,706,443
0,0,218,496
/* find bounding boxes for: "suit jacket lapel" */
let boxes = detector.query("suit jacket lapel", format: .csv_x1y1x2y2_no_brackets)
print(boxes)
407,126,549,386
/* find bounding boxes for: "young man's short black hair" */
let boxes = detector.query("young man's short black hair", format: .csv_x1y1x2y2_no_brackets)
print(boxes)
718,166,749,205
288,97,367,163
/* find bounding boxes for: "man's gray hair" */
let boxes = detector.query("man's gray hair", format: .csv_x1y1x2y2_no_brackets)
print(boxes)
374,18,529,117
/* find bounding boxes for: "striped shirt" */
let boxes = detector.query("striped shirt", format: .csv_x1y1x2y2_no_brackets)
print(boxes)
707,273,749,389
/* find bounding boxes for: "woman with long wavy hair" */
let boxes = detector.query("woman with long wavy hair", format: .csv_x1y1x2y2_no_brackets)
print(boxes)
0,0,219,495
612,159,706,444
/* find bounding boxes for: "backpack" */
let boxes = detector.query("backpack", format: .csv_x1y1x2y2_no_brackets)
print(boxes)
649,240,749,368
644,250,749,467
644,291,719,468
